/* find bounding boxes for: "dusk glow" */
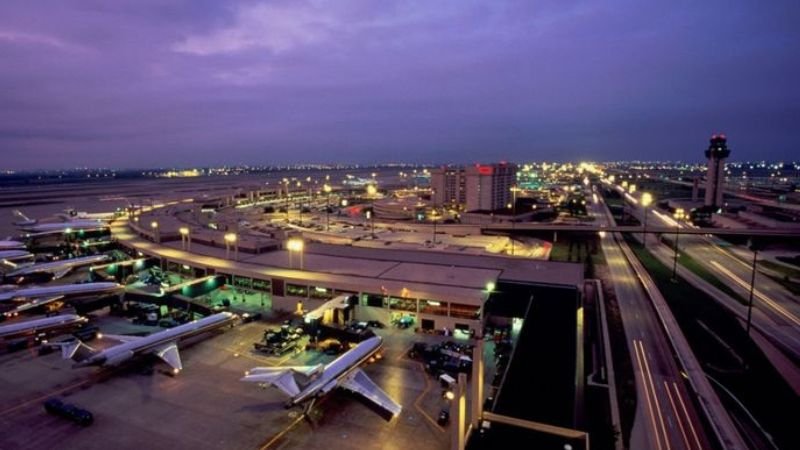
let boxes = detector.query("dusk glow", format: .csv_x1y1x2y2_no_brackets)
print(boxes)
1,1,798,169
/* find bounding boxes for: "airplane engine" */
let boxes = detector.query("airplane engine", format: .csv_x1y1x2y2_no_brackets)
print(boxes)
104,349,134,366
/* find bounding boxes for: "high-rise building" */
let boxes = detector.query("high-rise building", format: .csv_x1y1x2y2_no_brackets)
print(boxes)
464,162,517,212
430,166,467,207
704,134,731,208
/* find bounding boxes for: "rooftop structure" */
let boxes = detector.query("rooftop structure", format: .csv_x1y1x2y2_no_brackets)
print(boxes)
704,134,731,209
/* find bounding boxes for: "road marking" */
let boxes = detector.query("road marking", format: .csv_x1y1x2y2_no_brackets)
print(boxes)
259,413,305,450
637,341,671,450
664,380,690,449
711,260,800,327
633,340,663,450
673,382,702,450
398,350,446,433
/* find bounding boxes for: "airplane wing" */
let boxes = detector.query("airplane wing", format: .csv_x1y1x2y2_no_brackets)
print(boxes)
12,295,64,312
152,342,182,372
241,367,306,397
52,268,72,280
340,368,402,417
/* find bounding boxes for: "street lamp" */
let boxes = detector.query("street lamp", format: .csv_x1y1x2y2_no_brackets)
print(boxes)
430,209,439,245
746,239,759,335
287,238,304,269
510,185,520,256
323,183,332,231
367,184,377,238
641,192,653,248
671,208,685,282
224,232,238,260
150,221,159,243
179,227,190,251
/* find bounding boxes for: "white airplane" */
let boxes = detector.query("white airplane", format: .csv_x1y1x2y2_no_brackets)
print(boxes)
3,254,111,282
241,336,402,418
60,312,237,374
13,210,107,234
0,282,123,316
0,250,35,263
0,314,87,340
0,240,26,251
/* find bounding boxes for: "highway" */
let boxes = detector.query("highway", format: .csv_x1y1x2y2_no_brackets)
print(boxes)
623,192,800,360
481,222,800,237
591,198,714,450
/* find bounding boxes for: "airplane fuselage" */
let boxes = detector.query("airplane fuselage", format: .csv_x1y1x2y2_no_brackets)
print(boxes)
292,336,383,405
78,312,236,367
0,314,87,340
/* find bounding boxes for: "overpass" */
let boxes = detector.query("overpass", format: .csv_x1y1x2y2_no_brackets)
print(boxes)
480,222,800,237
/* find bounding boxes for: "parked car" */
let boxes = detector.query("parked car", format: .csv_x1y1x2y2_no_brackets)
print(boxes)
366,320,385,329
240,312,262,324
437,409,450,426
43,398,93,426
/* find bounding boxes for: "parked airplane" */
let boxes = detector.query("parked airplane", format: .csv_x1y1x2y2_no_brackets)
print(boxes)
0,250,35,264
0,240,26,251
0,282,123,316
2,254,111,283
60,312,237,374
241,336,402,418
0,314,87,340
14,210,107,234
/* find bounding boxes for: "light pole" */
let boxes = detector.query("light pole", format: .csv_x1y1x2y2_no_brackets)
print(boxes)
283,178,290,222
179,227,190,251
150,221,159,243
510,185,519,256
224,232,238,260
430,209,438,245
641,192,653,248
746,239,759,335
367,184,377,238
323,183,332,231
287,238,304,270
671,208,685,282
297,180,303,226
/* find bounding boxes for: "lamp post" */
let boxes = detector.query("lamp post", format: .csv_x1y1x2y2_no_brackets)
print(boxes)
323,183,332,231
641,192,653,248
150,221,159,243
224,232,238,260
746,239,759,335
430,209,439,245
179,227,190,251
282,178,290,222
287,238,304,269
367,184,377,238
671,208,685,282
510,185,519,256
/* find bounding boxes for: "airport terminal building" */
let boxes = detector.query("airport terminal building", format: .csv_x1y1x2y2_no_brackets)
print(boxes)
115,219,583,334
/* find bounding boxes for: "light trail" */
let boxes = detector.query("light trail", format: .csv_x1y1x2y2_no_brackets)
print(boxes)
633,339,666,450
674,382,703,449
710,260,800,327
664,380,691,449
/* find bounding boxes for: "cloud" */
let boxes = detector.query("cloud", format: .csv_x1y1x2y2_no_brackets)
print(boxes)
172,2,337,55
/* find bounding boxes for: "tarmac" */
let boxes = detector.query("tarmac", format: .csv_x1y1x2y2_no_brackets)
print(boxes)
0,316,454,450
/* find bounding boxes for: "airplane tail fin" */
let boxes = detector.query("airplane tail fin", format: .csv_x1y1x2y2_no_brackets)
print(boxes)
241,366,321,398
55,339,98,362
12,210,35,225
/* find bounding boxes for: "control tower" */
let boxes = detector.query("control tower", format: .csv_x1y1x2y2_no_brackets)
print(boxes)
704,134,730,209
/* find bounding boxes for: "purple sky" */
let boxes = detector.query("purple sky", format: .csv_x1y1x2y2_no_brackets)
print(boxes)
1,1,798,169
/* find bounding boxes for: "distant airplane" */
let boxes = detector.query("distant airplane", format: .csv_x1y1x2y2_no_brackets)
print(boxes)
13,209,107,234
59,312,237,374
2,254,111,283
0,240,26,251
0,314,87,340
0,281,123,316
0,250,35,264
241,336,402,418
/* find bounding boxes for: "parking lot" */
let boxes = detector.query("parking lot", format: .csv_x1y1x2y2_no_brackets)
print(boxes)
0,314,464,450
